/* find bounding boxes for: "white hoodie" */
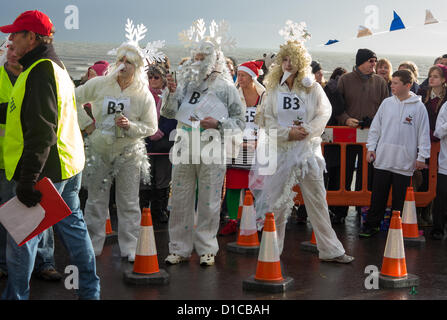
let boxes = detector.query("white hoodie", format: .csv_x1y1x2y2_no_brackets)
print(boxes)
434,102,447,175
366,92,430,176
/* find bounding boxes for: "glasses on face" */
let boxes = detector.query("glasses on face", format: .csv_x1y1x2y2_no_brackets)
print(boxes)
148,75,160,80
369,59,377,64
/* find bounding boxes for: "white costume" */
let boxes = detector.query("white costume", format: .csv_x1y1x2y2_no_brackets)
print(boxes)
162,36,245,261
255,81,346,259
76,19,162,260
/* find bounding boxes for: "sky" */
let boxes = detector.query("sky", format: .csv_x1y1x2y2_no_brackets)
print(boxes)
1,0,447,52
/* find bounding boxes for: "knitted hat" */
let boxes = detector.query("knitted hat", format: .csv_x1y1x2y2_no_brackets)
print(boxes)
436,64,447,80
355,48,377,66
88,60,109,76
238,60,264,78
311,60,322,74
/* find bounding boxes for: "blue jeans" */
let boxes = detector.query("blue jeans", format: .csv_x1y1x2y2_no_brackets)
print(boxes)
0,169,56,274
2,173,100,300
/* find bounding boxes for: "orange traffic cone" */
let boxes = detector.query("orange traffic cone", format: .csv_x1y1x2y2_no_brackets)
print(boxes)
123,208,169,285
227,192,260,254
236,189,245,220
104,210,117,244
402,187,425,246
243,212,294,292
379,210,419,288
300,230,318,253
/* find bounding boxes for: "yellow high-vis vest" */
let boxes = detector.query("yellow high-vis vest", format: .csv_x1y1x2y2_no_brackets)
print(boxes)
0,65,13,169
3,59,84,181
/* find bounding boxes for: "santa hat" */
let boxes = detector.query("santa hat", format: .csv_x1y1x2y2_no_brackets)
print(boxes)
238,60,264,79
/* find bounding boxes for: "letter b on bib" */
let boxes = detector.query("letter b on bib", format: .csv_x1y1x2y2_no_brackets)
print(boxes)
189,92,201,104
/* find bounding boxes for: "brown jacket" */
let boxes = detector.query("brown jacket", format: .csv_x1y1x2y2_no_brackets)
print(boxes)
336,68,389,125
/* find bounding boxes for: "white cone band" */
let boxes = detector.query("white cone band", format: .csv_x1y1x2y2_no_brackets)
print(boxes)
384,228,405,259
258,231,280,262
240,205,257,235
402,201,417,224
135,226,157,256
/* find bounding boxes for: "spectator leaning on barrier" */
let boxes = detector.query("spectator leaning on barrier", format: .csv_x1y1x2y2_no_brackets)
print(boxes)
360,69,430,238
0,10,100,299
334,48,389,224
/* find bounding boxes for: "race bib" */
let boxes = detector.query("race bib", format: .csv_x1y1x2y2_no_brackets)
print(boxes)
244,106,258,140
176,89,204,125
277,92,307,127
101,96,130,135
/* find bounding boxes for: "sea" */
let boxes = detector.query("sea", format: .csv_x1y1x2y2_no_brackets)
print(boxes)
54,41,436,83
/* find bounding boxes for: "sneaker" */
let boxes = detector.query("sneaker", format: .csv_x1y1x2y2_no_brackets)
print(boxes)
199,254,215,266
218,220,237,236
359,227,380,238
321,254,355,264
34,268,63,281
165,253,188,265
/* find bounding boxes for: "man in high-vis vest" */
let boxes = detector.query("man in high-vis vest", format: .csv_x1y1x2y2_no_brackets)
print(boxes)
0,44,63,283
0,10,100,300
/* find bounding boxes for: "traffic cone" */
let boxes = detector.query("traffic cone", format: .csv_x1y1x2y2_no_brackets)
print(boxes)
227,192,260,254
379,210,419,288
123,208,169,285
236,189,245,220
104,210,117,245
300,230,318,253
243,212,294,293
402,187,425,246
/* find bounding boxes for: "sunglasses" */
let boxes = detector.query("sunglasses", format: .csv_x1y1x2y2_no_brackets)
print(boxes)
368,59,377,63
148,75,160,80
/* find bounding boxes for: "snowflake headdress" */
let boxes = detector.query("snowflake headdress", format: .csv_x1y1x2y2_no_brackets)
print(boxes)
108,19,165,69
278,20,311,43
178,18,237,54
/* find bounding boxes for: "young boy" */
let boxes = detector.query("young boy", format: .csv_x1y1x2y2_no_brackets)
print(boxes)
360,69,431,238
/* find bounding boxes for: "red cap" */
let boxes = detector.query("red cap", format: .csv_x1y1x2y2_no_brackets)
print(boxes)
0,10,53,36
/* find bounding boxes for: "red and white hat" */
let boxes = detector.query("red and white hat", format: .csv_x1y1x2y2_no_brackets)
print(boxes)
238,60,264,79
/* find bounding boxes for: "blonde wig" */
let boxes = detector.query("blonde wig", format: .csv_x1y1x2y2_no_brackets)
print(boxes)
264,40,312,93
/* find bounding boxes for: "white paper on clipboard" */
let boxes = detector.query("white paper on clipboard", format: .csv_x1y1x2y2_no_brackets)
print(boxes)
0,197,45,245
191,92,228,123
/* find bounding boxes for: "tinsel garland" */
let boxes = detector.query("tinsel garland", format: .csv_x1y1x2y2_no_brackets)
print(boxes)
82,137,151,192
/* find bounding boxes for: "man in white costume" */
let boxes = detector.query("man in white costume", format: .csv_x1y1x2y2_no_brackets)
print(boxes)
76,20,161,261
162,19,245,266
252,22,354,263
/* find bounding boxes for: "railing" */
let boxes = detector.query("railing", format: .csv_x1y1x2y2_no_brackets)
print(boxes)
293,126,439,207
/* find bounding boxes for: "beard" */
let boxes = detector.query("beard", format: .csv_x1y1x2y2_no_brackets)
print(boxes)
180,53,217,90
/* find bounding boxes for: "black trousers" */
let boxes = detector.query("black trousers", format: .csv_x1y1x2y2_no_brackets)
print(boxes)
365,168,411,229
432,173,447,234
333,145,374,218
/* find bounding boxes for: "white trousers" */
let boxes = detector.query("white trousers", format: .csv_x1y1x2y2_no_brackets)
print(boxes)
274,172,345,260
168,162,226,257
84,157,141,259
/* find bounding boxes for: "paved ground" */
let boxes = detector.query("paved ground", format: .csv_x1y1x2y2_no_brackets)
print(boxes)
0,207,445,303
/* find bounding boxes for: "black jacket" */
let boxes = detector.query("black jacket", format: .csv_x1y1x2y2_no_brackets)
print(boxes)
13,43,66,184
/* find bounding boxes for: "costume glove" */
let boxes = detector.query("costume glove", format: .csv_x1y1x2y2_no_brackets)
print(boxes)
16,182,42,207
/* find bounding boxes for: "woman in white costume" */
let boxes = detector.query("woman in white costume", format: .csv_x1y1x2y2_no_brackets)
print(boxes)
252,38,354,263
162,19,245,266
75,20,161,261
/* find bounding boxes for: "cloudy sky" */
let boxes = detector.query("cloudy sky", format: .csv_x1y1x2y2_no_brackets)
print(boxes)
1,0,447,53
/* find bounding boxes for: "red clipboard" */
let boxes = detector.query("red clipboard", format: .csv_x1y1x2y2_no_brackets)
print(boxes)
19,177,72,246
